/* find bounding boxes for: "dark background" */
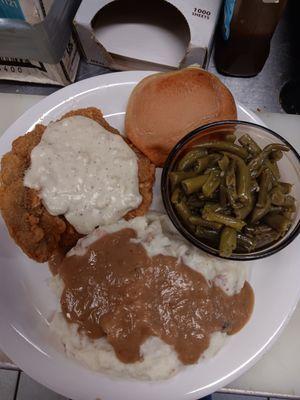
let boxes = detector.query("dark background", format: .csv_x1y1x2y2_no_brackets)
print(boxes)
0,0,299,113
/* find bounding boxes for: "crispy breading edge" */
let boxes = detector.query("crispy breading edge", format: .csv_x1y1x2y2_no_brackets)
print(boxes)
0,107,155,263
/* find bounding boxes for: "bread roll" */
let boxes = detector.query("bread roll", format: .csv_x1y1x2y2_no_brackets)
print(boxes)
125,67,237,167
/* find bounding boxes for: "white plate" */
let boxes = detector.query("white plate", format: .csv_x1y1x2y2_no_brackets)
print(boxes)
0,71,299,400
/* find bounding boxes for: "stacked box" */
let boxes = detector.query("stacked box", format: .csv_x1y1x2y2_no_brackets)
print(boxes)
0,0,80,85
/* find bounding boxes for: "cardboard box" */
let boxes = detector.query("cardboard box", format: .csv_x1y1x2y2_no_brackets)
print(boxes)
73,0,223,71
0,0,81,64
0,0,54,23
0,34,80,85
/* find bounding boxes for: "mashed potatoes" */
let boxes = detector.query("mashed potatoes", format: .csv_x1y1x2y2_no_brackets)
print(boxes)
50,212,248,380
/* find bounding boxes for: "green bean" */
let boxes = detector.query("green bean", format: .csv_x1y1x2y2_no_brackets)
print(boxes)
232,200,244,209
176,204,197,233
203,166,220,175
265,159,280,180
284,195,296,211
237,233,256,252
223,185,244,209
255,164,267,179
197,192,219,203
248,143,289,178
264,143,289,154
269,206,284,214
175,201,193,222
187,195,205,209
267,167,279,186
203,203,229,214
202,210,246,230
202,170,221,197
189,215,222,230
220,227,237,257
171,187,184,205
270,150,283,161
219,183,228,207
270,187,286,206
250,179,259,193
181,174,208,195
202,203,231,215
225,159,238,207
254,230,281,249
235,193,254,220
169,170,197,189
224,134,237,143
283,210,294,220
256,169,272,208
245,224,272,236
278,182,293,194
224,152,251,205
194,154,221,173
251,198,271,223
264,213,291,234
238,134,261,156
177,148,208,171
195,226,219,244
218,154,230,171
195,141,248,158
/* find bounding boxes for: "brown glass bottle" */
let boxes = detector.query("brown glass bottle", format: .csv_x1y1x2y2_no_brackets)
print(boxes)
214,0,287,77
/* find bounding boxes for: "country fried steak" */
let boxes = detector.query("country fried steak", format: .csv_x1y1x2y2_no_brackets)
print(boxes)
0,107,155,262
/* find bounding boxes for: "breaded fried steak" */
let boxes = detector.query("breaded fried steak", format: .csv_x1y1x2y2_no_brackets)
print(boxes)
0,107,155,262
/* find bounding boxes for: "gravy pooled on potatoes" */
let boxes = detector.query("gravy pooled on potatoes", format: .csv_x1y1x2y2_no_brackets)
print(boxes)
58,228,254,364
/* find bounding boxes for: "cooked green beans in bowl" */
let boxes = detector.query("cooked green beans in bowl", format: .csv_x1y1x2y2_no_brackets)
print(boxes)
161,121,300,260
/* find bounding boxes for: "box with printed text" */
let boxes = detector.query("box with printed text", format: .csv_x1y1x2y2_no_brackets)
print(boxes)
73,0,223,71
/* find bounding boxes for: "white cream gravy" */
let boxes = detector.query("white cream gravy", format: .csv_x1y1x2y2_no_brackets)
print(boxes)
24,115,142,234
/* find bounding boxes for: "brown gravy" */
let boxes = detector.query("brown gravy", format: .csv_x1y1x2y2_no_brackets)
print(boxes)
57,228,254,365
49,249,65,276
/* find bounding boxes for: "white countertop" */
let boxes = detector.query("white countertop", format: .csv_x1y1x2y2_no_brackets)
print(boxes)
0,93,300,398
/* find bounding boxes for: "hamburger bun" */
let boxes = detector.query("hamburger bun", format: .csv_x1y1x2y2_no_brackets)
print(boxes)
125,67,237,167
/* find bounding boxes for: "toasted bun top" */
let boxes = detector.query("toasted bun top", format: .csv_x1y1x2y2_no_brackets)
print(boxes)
125,67,237,167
